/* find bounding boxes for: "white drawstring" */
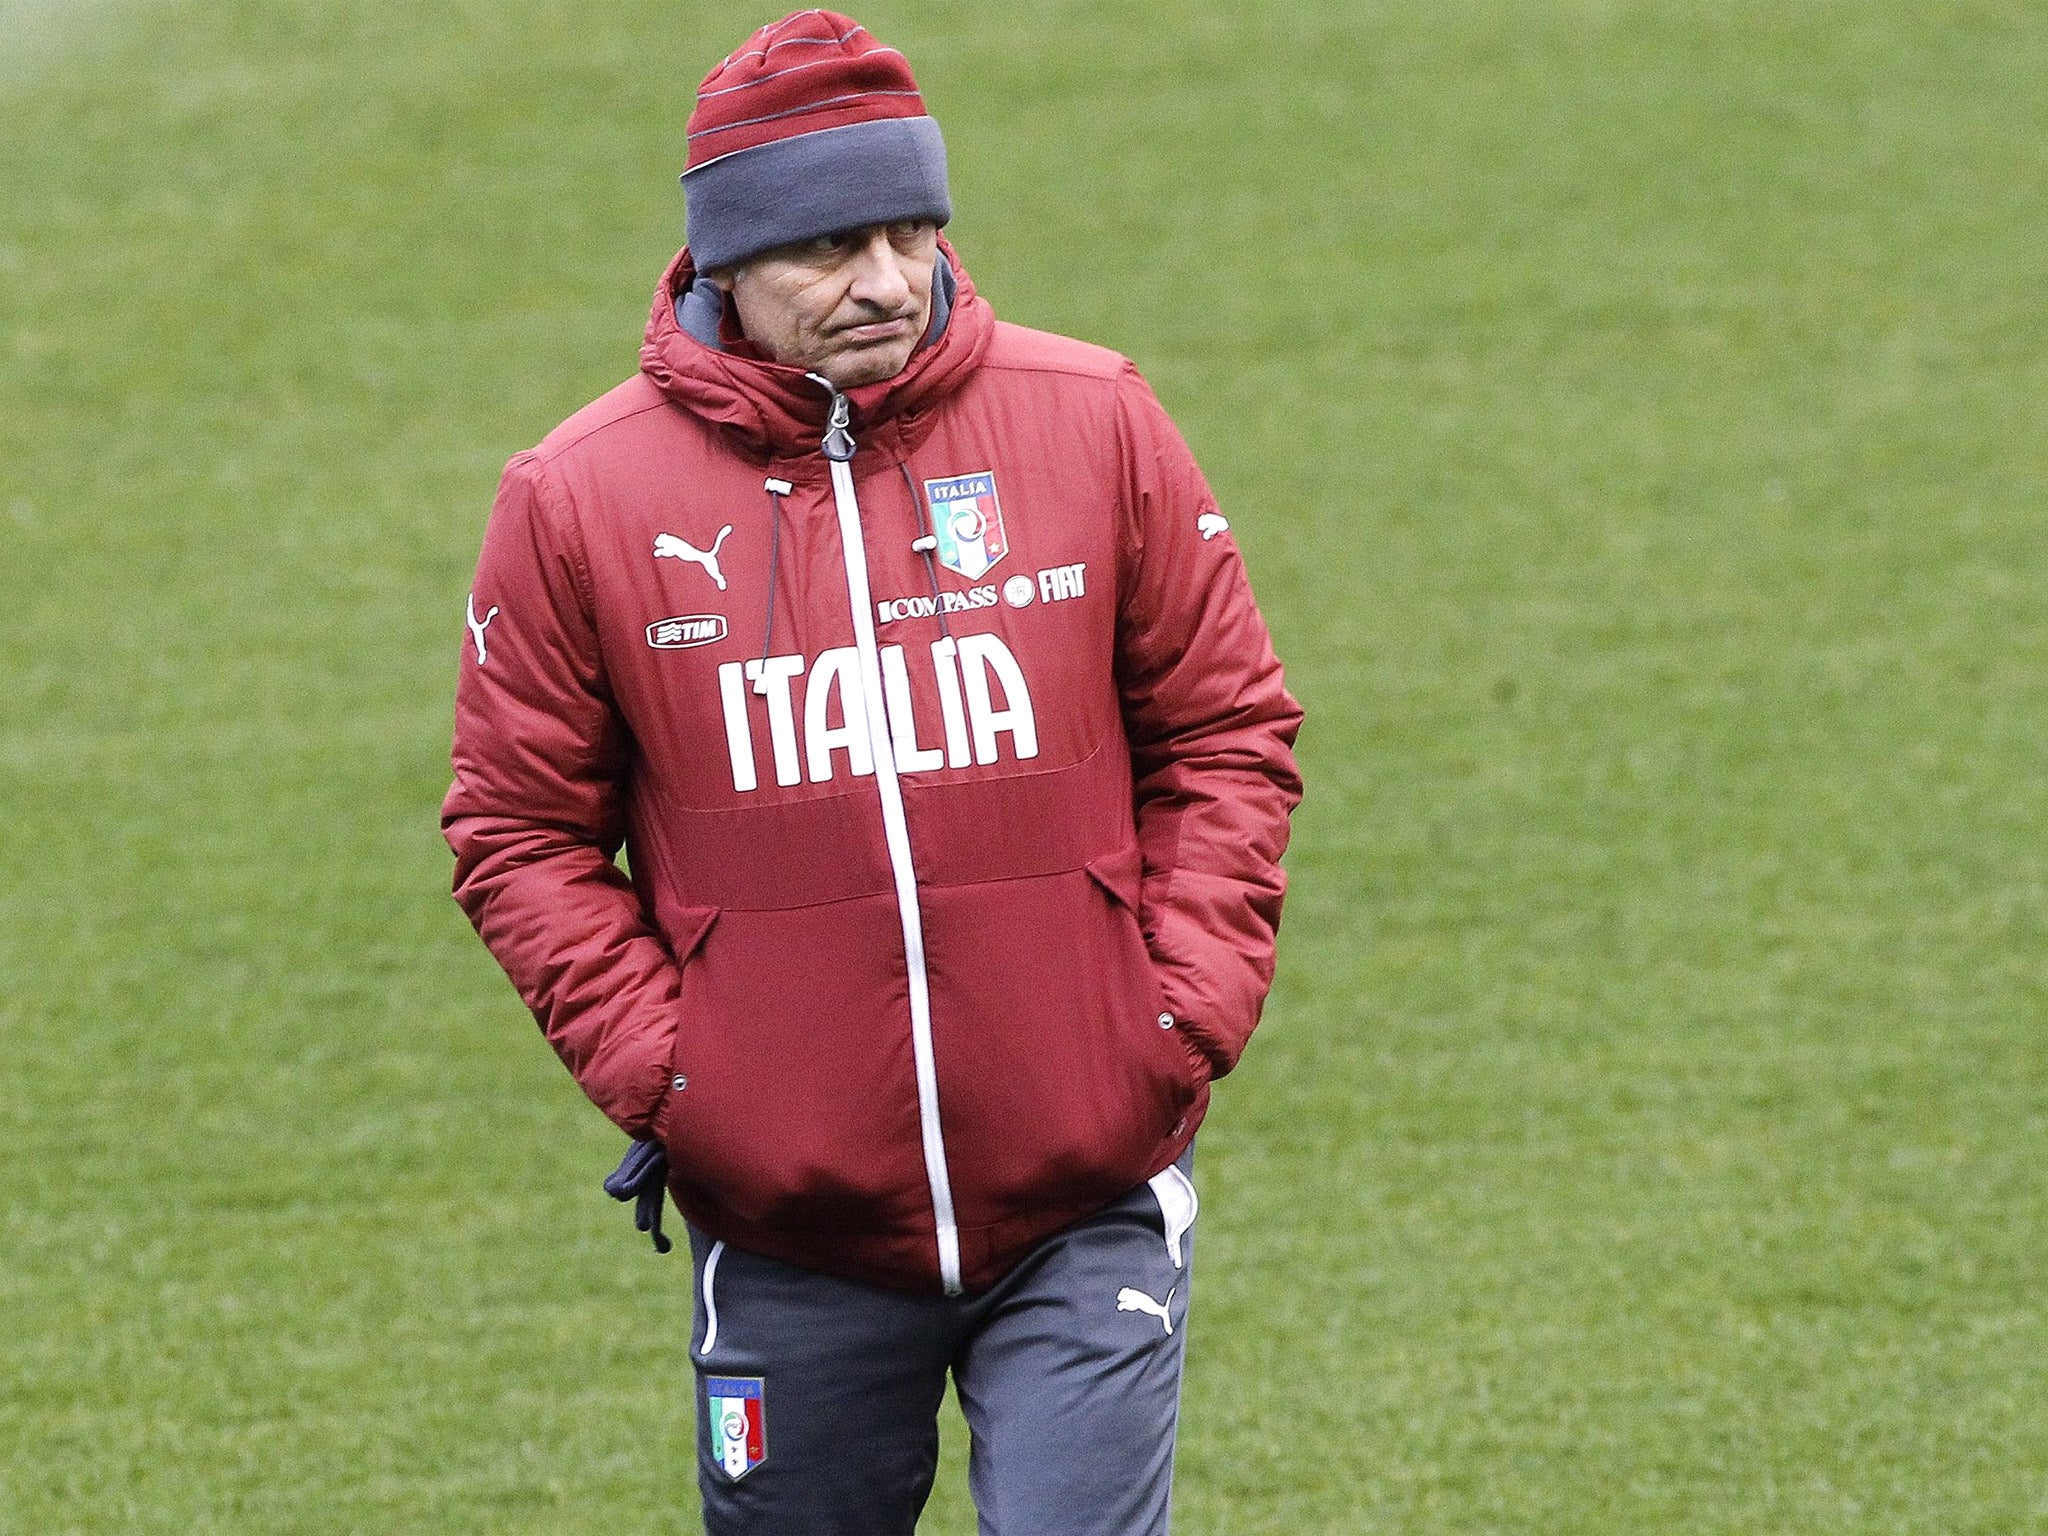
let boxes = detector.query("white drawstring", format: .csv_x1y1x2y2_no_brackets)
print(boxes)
699,1239,727,1356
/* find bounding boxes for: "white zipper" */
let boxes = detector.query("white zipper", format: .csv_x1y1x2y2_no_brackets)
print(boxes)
812,379,964,1295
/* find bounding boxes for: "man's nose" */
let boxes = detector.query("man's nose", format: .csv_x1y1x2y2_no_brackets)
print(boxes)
846,231,912,310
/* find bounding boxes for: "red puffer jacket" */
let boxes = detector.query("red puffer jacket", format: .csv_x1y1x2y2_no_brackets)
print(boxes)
444,244,1302,1294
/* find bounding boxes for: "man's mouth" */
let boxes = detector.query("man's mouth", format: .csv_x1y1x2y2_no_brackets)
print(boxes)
837,316,915,343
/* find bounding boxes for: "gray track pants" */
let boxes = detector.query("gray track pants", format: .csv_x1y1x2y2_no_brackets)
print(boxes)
686,1148,1200,1535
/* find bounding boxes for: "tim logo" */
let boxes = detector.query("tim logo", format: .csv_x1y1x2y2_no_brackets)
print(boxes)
924,472,1007,581
647,614,728,650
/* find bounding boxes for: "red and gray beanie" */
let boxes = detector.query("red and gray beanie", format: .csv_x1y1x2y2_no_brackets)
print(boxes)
682,11,951,273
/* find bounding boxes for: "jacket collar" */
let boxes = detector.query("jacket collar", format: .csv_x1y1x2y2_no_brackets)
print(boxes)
638,237,993,468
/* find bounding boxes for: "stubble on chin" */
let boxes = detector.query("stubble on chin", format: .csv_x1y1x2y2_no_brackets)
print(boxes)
825,339,916,389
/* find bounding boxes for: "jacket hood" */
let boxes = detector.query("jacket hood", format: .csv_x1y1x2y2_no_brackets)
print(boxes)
638,236,994,465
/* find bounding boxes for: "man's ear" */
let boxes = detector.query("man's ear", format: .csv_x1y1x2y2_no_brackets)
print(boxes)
702,267,735,293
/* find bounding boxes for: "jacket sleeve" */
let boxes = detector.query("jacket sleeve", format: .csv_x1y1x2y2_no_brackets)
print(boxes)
441,451,681,1137
1112,364,1304,1077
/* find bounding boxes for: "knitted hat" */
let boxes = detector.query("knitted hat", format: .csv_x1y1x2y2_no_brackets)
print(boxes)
682,11,951,273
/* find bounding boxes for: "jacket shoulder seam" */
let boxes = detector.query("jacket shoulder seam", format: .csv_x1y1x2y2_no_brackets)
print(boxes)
980,323,1130,384
975,352,1131,387
532,388,675,464
515,451,602,628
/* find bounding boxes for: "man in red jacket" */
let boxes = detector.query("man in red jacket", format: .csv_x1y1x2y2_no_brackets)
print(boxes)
444,11,1301,1532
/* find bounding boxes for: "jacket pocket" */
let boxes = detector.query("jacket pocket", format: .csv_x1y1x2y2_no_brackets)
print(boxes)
651,904,719,1142
654,896,937,1238
1082,840,1145,916
1084,847,1201,1104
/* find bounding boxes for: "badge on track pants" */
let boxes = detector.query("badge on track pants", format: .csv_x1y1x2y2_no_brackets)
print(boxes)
706,1375,766,1479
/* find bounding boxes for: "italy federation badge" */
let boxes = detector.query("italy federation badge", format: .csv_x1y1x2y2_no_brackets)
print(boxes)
924,471,1008,580
706,1376,766,1480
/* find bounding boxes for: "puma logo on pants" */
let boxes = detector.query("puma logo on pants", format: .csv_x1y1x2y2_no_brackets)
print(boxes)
1116,1285,1176,1335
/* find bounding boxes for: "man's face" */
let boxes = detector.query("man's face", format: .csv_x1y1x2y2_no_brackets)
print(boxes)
716,219,940,390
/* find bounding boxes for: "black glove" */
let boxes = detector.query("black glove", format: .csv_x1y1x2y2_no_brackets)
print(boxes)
603,1138,673,1255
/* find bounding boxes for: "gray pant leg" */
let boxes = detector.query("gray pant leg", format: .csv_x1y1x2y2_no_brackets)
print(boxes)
687,1227,961,1536
953,1151,1198,1536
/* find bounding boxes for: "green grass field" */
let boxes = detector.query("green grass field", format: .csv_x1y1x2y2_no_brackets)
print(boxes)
5,1,2046,1530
